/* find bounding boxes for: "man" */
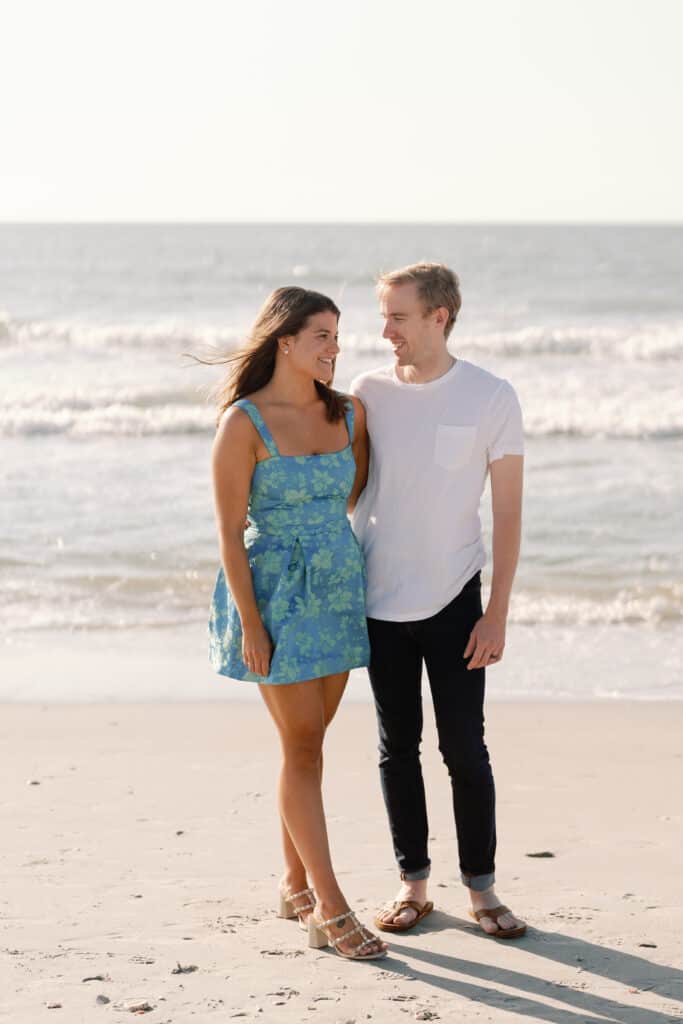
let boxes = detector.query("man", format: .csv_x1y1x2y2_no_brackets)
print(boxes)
350,262,526,938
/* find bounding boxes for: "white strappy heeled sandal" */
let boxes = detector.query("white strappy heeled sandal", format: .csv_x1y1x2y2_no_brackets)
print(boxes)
277,886,316,931
308,909,387,960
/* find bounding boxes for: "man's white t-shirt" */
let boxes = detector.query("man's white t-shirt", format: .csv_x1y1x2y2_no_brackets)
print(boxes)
350,358,524,621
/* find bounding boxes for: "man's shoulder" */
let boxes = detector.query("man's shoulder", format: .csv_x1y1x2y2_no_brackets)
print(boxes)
456,359,517,402
457,358,505,389
349,363,395,396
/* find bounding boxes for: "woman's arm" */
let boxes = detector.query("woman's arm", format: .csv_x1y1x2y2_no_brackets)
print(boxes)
212,407,272,677
347,396,369,514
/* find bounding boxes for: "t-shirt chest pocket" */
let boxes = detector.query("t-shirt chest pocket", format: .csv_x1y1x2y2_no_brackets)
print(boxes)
434,425,476,471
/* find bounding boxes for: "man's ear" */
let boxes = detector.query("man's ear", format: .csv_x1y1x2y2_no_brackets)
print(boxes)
433,306,449,330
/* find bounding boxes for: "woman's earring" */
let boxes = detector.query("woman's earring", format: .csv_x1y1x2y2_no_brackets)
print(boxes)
283,348,289,354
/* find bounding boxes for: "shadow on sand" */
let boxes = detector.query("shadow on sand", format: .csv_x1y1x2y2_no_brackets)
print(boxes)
377,910,681,1024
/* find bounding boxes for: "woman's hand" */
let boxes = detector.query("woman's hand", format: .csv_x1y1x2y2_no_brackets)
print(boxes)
242,620,273,678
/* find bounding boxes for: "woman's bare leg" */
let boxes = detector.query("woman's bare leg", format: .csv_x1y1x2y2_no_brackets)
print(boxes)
261,674,384,956
278,673,347,910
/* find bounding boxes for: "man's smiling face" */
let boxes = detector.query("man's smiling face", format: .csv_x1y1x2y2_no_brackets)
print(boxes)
379,282,446,367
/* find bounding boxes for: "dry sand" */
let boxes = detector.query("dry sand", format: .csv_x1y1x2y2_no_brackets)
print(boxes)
2,700,682,1023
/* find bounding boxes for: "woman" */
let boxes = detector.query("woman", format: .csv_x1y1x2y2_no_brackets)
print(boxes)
209,287,387,961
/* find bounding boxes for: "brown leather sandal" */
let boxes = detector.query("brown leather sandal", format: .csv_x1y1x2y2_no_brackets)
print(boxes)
469,904,526,939
374,899,434,932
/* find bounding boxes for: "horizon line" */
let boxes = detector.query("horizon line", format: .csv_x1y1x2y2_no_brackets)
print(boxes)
1,219,682,228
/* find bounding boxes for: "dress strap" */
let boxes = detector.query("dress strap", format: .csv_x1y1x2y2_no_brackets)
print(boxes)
233,399,279,457
343,399,355,446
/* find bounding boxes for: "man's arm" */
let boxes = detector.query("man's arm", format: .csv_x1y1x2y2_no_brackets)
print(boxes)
464,454,523,670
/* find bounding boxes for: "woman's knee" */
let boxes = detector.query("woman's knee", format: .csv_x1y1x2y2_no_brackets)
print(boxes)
281,724,325,768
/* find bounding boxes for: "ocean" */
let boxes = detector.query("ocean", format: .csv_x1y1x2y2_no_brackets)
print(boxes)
1,224,681,700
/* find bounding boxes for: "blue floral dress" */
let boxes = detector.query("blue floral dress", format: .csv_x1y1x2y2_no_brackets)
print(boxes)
209,397,370,684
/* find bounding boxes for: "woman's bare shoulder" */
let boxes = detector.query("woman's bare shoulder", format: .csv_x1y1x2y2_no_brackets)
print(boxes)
214,403,257,452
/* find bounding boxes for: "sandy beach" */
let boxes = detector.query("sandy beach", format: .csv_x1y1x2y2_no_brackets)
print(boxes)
2,699,681,1023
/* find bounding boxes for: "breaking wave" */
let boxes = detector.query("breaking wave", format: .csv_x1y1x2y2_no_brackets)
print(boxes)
0,313,240,354
2,581,680,633
2,311,683,361
2,386,681,438
510,586,682,626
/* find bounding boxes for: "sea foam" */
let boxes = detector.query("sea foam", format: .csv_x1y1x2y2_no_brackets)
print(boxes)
2,312,682,361
2,386,680,438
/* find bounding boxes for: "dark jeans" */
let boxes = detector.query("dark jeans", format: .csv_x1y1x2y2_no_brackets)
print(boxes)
367,572,496,891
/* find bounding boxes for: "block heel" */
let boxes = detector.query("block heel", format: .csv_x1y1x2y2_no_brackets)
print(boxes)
307,915,329,949
278,893,297,919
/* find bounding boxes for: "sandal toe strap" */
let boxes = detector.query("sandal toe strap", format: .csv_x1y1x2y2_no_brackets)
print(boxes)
332,923,381,953
355,935,381,954
379,901,400,916
331,922,365,946
316,911,381,956
473,904,510,922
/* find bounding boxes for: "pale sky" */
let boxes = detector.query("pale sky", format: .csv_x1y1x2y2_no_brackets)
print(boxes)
2,0,682,222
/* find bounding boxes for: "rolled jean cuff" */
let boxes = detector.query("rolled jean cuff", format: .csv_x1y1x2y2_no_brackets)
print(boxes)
461,871,495,892
400,866,431,882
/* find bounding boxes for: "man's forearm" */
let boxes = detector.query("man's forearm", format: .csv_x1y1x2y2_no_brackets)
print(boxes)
486,454,524,620
487,509,521,619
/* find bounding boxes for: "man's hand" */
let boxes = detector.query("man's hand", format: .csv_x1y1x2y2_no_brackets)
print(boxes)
464,612,506,669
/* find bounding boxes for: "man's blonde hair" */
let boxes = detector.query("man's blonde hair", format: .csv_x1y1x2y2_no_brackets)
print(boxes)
377,262,462,339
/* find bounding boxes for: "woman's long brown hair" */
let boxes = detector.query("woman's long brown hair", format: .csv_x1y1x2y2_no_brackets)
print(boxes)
199,287,348,426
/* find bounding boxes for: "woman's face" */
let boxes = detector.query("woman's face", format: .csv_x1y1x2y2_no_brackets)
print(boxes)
285,310,340,384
